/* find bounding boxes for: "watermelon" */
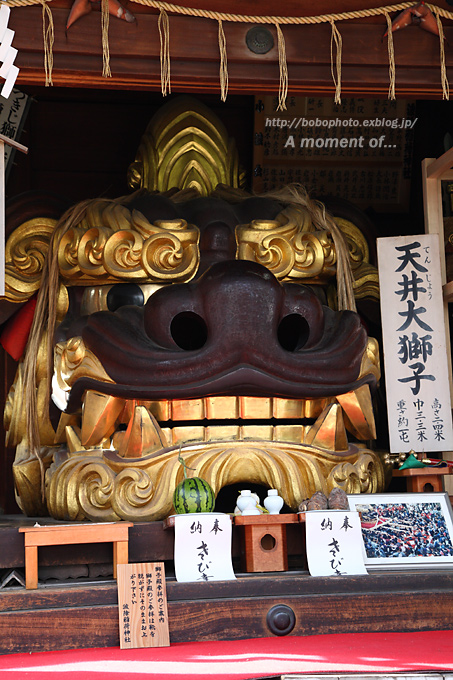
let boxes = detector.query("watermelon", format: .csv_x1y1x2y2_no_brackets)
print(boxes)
173,453,215,514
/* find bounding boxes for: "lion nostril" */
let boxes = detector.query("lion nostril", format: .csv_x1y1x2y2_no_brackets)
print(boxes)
277,314,310,352
170,312,208,350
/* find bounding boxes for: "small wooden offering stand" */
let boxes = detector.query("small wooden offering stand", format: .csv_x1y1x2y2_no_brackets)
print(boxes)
392,467,451,493
19,522,133,589
234,514,299,572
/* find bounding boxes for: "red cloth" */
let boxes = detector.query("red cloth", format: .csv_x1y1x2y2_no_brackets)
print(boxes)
0,297,37,360
0,630,452,679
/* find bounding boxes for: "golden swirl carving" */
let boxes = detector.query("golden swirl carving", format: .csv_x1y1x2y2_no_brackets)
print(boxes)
103,230,145,278
58,227,85,280
236,209,377,290
3,218,56,302
78,228,111,276
76,462,117,520
43,441,388,522
142,231,200,281
46,452,119,521
54,209,200,284
327,452,386,494
111,469,157,519
236,212,338,283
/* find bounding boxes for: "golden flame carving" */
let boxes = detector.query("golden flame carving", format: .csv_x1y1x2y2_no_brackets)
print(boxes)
127,97,246,196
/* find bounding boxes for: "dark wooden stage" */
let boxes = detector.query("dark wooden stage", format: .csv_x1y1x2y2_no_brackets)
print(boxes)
0,517,452,655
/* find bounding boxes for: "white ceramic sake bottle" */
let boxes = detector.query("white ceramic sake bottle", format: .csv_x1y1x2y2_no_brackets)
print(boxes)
264,489,284,514
237,490,260,515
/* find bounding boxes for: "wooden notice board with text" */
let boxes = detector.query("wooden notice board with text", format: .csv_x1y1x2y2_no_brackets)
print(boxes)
253,95,415,211
117,562,170,649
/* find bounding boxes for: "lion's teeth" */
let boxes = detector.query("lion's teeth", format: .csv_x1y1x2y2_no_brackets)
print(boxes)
336,384,376,440
239,397,273,419
337,385,376,440
81,391,125,447
65,425,83,453
304,403,348,451
117,404,168,458
54,412,80,444
68,393,373,453
205,396,238,419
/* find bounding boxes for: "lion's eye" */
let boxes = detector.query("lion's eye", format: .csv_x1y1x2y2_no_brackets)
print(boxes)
80,283,166,314
107,283,145,311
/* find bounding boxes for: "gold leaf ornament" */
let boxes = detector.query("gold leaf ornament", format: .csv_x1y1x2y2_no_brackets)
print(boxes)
103,229,144,278
141,219,200,281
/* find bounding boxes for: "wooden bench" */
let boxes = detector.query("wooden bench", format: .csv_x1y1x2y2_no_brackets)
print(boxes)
19,522,133,589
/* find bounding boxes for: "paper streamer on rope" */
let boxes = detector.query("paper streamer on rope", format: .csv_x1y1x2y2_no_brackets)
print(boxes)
0,5,19,98
330,19,342,105
101,0,112,78
275,23,288,112
384,12,396,100
158,8,171,95
436,13,449,100
218,19,228,102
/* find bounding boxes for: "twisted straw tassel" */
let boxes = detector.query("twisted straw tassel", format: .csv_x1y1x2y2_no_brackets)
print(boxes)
330,19,342,105
101,0,112,77
275,23,288,111
41,0,54,86
218,19,228,102
384,12,396,100
159,8,171,95
436,13,449,100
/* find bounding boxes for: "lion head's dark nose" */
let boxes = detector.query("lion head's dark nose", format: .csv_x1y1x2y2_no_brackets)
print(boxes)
143,260,325,355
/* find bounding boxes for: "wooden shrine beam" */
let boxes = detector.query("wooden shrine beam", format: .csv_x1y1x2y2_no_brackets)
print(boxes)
9,7,453,95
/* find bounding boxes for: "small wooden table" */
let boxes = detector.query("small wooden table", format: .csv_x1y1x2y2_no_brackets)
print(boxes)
392,466,451,493
234,514,299,573
19,522,133,590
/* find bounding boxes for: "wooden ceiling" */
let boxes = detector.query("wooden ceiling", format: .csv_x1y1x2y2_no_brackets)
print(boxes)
8,1,453,100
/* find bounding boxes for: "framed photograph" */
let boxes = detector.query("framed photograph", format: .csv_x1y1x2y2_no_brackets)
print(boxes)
347,492,453,569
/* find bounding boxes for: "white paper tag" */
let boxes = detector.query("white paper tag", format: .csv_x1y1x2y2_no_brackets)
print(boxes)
0,28,13,62
1,65,19,100
306,510,368,577
174,513,236,583
0,47,17,78
0,5,11,44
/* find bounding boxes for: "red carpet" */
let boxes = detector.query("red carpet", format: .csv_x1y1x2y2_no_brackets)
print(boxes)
0,631,452,679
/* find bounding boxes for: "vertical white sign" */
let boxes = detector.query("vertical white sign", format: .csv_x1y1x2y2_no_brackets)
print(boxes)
174,513,236,583
305,511,367,576
377,234,453,452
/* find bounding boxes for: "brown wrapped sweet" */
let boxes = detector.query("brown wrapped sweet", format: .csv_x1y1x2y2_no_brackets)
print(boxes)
307,491,328,511
328,487,349,510
298,498,310,512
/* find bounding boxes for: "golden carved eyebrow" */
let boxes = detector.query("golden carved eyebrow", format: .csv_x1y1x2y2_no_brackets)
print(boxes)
3,205,201,302
57,212,200,286
3,198,378,304
235,206,379,302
